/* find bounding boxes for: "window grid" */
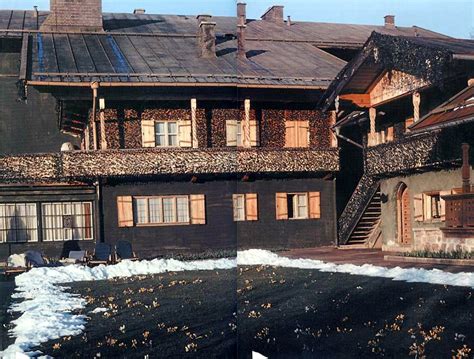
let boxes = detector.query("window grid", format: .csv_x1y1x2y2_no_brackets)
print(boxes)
134,196,190,225
0,203,38,243
42,202,94,242
155,121,178,147
288,193,309,220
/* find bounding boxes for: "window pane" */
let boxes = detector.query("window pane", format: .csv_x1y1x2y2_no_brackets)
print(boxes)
168,134,178,147
287,195,295,219
155,122,165,135
0,203,38,243
156,134,166,147
168,122,177,134
236,121,242,146
149,198,162,223
135,198,148,224
163,198,175,223
297,194,308,218
177,197,189,223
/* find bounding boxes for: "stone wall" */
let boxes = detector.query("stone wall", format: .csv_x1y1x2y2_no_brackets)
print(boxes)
380,168,474,252
412,228,474,252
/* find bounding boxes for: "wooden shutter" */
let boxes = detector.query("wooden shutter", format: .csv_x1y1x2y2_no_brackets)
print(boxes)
309,192,321,219
226,120,238,147
190,194,206,225
297,120,310,148
285,121,297,147
245,194,258,221
250,120,259,147
276,193,288,220
178,120,192,147
413,193,424,222
117,196,134,227
141,120,155,147
439,190,451,221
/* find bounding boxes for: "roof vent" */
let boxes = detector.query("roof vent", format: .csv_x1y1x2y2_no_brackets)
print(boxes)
198,20,217,58
41,0,103,32
237,3,247,25
134,9,146,15
261,5,284,23
384,15,395,29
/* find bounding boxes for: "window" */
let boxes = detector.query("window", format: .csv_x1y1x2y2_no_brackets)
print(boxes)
414,191,450,222
42,202,93,241
233,194,258,221
0,203,38,243
134,196,190,225
287,193,308,219
226,120,259,147
155,121,178,147
276,192,320,220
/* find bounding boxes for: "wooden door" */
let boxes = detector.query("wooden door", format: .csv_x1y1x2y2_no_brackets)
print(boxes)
400,187,412,245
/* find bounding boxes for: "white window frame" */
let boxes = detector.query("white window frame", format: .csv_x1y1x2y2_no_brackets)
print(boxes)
155,121,178,147
233,194,246,221
288,193,309,220
41,202,94,242
134,195,190,226
0,203,38,243
423,192,442,221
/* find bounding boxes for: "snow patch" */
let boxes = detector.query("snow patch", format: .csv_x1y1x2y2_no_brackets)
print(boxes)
237,249,474,287
1,257,236,358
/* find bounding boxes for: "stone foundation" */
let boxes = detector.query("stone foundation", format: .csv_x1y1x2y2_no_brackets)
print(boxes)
412,228,474,252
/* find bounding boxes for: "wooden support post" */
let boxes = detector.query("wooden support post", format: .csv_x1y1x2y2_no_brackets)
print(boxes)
329,110,338,148
99,111,107,150
243,98,251,148
191,98,198,148
462,143,471,193
368,107,376,147
413,91,421,123
91,82,99,151
84,125,90,151
468,78,474,87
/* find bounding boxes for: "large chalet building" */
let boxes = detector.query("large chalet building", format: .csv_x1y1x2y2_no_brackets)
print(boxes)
322,33,474,253
0,0,472,260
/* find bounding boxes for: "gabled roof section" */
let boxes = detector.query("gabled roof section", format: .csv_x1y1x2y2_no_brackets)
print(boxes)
320,32,474,110
410,85,474,132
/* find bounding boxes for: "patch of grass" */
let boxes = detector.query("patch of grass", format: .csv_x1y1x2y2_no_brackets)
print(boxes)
404,250,473,260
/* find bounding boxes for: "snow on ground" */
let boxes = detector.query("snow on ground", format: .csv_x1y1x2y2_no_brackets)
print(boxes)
2,249,473,358
238,249,474,287
0,257,236,358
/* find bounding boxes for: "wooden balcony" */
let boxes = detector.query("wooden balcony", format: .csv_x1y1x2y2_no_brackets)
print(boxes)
365,131,463,177
444,193,474,229
0,147,339,183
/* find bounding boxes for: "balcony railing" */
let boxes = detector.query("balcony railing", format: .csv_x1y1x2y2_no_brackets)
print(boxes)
444,193,474,229
365,131,462,177
0,147,339,183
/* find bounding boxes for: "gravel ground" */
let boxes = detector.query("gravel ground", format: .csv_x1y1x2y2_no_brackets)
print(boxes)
6,265,472,358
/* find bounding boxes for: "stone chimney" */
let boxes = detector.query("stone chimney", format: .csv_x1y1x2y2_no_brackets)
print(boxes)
198,19,217,58
237,3,247,25
41,0,103,32
237,24,247,59
261,5,284,23
384,15,395,29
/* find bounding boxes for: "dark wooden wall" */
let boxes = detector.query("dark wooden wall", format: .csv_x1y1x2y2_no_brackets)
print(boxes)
0,40,78,155
102,177,336,258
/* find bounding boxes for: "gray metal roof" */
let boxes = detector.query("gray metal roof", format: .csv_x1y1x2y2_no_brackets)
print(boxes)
0,10,452,88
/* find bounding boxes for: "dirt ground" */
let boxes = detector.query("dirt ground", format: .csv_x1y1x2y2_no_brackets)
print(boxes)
8,266,474,358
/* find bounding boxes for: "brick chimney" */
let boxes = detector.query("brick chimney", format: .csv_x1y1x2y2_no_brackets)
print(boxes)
261,5,284,23
237,24,247,59
237,2,247,25
384,15,395,29
198,19,217,58
41,0,103,32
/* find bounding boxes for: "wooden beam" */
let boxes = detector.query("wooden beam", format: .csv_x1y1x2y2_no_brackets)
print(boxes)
191,98,198,148
329,111,338,148
243,99,251,148
413,91,421,123
99,110,107,150
339,94,371,107
368,107,377,147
